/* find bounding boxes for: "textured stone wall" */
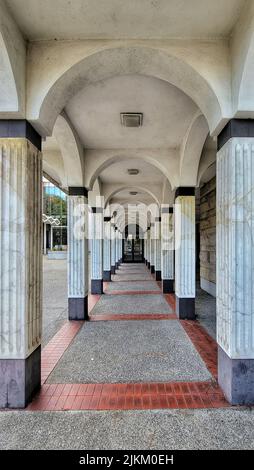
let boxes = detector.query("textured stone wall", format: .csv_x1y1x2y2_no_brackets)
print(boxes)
199,176,216,296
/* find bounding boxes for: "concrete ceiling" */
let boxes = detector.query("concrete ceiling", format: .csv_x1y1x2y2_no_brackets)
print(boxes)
66,75,197,149
5,0,245,40
100,158,164,185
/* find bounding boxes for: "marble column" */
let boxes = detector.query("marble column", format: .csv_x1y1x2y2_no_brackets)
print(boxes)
147,227,151,268
144,232,147,264
68,188,89,320
90,207,104,294
0,121,42,408
154,217,161,280
115,229,119,269
103,217,111,281
217,120,254,405
111,223,116,274
150,223,155,273
175,188,196,319
161,207,174,293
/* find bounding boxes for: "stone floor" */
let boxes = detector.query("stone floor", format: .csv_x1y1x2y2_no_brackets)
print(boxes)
1,258,254,450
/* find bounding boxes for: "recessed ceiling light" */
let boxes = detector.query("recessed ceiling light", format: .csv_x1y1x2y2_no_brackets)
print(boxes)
127,169,140,175
121,113,143,127
130,191,138,196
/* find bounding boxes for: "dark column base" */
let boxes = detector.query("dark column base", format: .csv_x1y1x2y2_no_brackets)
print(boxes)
91,279,103,295
0,346,41,409
176,296,195,320
115,262,119,270
68,296,89,321
155,270,161,281
145,260,147,265
119,258,123,264
218,346,254,405
151,265,155,274
111,266,115,275
147,262,150,269
103,270,111,282
162,279,174,293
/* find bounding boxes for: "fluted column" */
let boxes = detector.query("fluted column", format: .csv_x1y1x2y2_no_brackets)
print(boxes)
115,229,119,269
144,232,147,264
111,223,116,274
103,217,111,281
68,188,89,320
150,223,155,273
161,207,174,293
0,123,42,408
154,217,161,280
175,188,195,319
90,207,103,294
217,122,254,405
147,227,151,268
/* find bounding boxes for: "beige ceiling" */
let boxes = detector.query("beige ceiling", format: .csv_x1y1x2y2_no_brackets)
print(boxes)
100,158,164,185
5,0,245,40
66,75,197,149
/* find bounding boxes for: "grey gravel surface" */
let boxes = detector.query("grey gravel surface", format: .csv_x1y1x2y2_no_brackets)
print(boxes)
47,320,211,383
91,294,172,314
196,287,216,340
106,281,160,292
0,408,254,450
42,257,68,347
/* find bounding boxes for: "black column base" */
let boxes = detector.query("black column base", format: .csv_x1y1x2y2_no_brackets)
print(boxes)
103,270,111,282
218,346,254,405
151,265,155,274
147,262,150,269
68,296,89,320
162,279,174,293
115,262,119,270
0,346,41,409
111,266,115,275
91,279,103,295
145,260,147,265
176,296,195,320
155,270,161,281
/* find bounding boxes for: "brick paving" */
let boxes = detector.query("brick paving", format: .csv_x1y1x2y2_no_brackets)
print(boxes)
27,263,228,411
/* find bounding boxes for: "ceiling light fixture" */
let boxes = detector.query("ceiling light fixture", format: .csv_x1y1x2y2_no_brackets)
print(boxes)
127,169,140,175
121,113,143,127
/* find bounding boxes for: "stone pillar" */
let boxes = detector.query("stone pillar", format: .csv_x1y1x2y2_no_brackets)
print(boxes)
68,187,89,320
118,231,123,264
90,207,104,294
111,223,116,274
217,120,254,405
0,121,42,408
115,229,119,269
144,232,147,264
150,223,155,273
154,217,161,280
147,227,151,268
103,217,111,281
161,207,174,293
175,188,196,319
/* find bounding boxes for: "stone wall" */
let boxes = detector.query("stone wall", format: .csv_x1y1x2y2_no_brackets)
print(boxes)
199,176,216,297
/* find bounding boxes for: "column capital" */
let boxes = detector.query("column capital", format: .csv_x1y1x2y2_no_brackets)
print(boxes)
161,207,173,214
0,119,41,150
175,187,195,199
104,216,111,222
91,207,103,213
68,187,88,197
218,118,254,151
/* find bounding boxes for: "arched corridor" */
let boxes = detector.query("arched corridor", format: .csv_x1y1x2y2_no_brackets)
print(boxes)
0,0,254,451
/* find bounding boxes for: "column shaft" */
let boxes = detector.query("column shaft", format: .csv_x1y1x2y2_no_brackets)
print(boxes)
0,136,42,408
175,189,196,319
111,224,116,274
150,224,155,273
68,190,89,320
103,218,111,281
217,134,254,404
161,208,174,293
91,208,103,294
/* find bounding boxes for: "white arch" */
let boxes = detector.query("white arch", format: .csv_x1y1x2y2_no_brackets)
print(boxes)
85,151,174,190
53,113,84,187
179,112,209,186
104,185,160,208
27,45,225,136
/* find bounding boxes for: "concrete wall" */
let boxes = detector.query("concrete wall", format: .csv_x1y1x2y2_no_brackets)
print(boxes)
199,176,216,297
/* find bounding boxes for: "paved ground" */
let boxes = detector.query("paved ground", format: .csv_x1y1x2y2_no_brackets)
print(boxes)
47,320,211,383
42,257,68,347
106,280,160,291
2,258,252,450
91,293,173,314
0,408,254,450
